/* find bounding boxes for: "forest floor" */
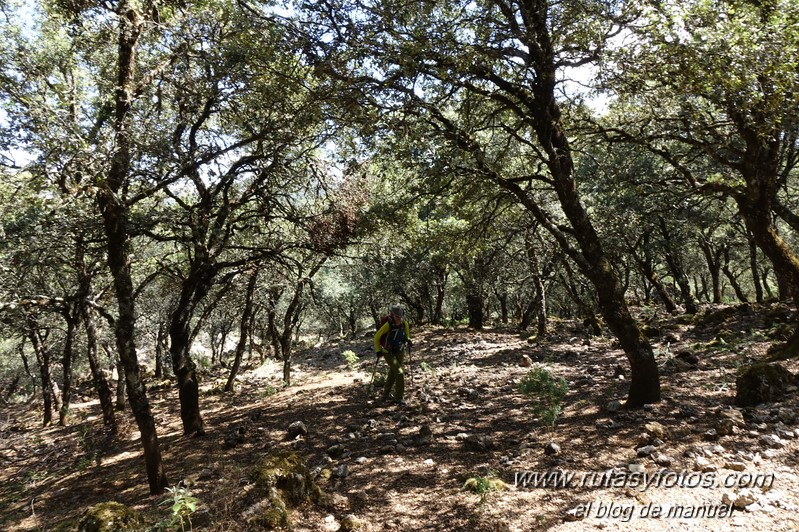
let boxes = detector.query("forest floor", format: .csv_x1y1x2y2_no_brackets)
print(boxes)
2,303,799,531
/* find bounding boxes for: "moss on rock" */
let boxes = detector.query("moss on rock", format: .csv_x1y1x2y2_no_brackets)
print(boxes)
77,501,144,532
735,363,797,407
246,451,323,529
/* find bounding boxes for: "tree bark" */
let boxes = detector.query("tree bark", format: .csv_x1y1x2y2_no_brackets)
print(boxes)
168,270,210,436
59,309,78,426
95,1,167,493
26,317,55,425
659,219,699,313
76,237,116,431
698,236,723,304
465,291,484,330
748,233,764,303
721,248,748,303
225,268,259,392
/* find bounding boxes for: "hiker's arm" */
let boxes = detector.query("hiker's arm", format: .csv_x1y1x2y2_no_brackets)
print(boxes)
374,322,390,352
404,321,411,344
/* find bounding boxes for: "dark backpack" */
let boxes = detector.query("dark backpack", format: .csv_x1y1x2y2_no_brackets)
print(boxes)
378,315,407,354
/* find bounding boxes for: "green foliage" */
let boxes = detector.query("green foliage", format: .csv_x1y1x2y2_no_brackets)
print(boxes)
156,486,200,532
518,367,568,427
79,502,145,532
259,382,280,398
341,349,359,369
372,369,387,388
462,472,506,495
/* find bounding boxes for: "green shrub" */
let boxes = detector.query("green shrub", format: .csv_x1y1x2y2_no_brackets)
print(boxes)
155,486,200,531
462,472,506,494
518,367,568,427
341,350,359,369
260,382,280,398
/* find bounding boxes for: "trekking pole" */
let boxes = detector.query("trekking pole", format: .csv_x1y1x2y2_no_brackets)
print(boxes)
367,351,381,395
406,342,413,391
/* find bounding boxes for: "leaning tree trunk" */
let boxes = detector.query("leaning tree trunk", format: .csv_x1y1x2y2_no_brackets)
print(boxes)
736,195,799,357
169,286,207,437
77,237,116,431
458,99,660,405
225,268,259,392
94,1,167,494
80,301,116,431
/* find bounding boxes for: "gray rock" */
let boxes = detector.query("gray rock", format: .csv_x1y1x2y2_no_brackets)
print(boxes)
332,464,349,478
287,420,308,439
644,421,669,440
759,434,786,448
636,445,656,457
606,400,622,412
464,434,494,452
719,408,746,427
694,456,716,472
778,408,796,425
722,489,758,509
628,463,646,474
327,444,345,459
544,442,561,455
735,363,797,407
652,452,673,466
725,461,747,472
340,514,363,530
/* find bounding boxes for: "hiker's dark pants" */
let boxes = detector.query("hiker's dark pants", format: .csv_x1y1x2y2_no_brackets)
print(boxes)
382,349,405,401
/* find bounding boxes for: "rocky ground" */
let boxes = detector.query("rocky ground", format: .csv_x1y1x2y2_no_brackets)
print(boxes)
1,303,799,531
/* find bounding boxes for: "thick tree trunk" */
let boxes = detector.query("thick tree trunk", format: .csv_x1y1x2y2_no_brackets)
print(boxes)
168,304,204,436
466,292,484,330
167,250,219,436
94,2,168,494
737,198,799,356
115,361,127,411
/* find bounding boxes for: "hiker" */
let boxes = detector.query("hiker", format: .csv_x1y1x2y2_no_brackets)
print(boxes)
374,304,412,405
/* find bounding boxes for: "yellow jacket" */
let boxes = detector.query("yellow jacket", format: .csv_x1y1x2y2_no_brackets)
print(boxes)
374,319,411,352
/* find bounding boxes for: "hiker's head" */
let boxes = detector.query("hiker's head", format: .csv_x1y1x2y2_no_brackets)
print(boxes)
389,304,405,322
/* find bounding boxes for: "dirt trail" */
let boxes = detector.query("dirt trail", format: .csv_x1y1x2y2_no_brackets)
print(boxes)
1,305,798,531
